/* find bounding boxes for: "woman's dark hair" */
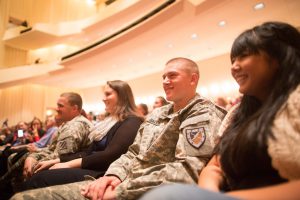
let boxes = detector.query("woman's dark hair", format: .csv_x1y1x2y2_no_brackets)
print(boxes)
217,22,300,188
107,80,143,121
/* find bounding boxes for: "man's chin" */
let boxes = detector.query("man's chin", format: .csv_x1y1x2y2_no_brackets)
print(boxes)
165,96,173,102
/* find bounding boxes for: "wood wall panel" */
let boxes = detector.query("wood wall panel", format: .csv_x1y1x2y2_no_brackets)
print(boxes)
0,0,10,68
0,84,83,126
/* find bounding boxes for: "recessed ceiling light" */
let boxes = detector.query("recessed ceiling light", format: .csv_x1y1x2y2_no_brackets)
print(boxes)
167,43,173,48
191,33,198,39
86,0,96,6
254,2,265,10
218,21,226,27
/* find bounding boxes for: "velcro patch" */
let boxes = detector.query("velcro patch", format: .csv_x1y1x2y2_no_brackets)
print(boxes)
147,119,159,126
58,141,67,150
185,127,206,149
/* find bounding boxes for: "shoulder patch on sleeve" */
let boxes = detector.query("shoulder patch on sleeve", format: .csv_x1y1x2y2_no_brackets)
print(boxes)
185,127,206,149
58,141,67,150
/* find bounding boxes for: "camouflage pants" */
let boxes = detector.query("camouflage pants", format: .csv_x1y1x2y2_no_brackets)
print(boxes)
11,180,92,200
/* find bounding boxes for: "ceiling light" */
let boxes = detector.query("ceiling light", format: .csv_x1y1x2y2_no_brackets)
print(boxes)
86,0,96,6
191,33,198,39
167,43,173,48
218,21,226,27
254,2,265,10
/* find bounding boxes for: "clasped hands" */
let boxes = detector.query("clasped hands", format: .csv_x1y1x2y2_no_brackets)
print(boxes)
81,176,120,200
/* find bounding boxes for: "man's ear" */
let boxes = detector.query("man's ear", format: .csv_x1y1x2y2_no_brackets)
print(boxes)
72,104,79,112
190,73,199,86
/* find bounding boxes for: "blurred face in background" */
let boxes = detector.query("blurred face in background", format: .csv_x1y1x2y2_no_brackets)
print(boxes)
153,97,164,109
102,84,118,114
17,121,28,131
32,119,42,130
45,116,56,129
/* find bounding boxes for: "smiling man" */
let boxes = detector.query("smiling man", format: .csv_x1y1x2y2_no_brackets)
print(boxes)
12,58,226,200
22,92,93,179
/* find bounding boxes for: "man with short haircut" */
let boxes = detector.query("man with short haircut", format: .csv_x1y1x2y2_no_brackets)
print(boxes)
23,92,93,178
12,58,226,200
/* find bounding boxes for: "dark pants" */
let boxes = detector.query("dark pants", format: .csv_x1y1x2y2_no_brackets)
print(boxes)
24,168,104,190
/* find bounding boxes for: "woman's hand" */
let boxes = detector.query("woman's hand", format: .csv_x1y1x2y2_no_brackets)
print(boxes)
50,162,71,170
50,158,82,170
33,159,60,174
198,155,224,192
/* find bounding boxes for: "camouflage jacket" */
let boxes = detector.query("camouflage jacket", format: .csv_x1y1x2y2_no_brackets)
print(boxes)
29,115,93,161
105,94,227,200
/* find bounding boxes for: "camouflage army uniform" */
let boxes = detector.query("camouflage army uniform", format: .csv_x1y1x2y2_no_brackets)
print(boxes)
11,94,226,200
29,115,93,161
1,116,92,182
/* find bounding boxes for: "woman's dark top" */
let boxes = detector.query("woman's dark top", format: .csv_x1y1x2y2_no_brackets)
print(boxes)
24,116,143,189
60,116,143,171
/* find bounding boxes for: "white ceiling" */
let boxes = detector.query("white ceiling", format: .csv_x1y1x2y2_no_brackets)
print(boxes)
1,0,300,93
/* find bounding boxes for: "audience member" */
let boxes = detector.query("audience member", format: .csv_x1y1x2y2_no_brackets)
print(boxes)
4,115,59,175
11,121,31,146
140,21,300,200
29,117,45,140
0,116,59,198
11,57,227,200
0,126,13,146
152,96,168,109
86,112,98,125
97,112,107,122
24,80,143,189
137,103,149,116
0,121,32,181
1,93,93,199
215,96,229,110
22,92,93,179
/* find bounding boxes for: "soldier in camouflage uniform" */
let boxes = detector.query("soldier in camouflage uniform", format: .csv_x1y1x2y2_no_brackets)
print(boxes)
22,92,93,178
11,58,226,200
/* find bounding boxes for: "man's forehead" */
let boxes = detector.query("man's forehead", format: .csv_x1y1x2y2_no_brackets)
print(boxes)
57,96,69,104
163,63,187,74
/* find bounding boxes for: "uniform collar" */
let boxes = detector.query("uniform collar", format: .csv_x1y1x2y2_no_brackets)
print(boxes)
159,93,203,119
